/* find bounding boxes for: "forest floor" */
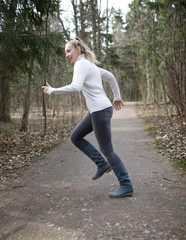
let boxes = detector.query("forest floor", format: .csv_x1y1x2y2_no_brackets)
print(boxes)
0,102,185,240
0,118,77,190
138,104,186,172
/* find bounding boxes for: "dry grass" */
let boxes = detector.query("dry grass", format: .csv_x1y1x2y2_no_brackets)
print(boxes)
0,109,86,189
137,103,186,173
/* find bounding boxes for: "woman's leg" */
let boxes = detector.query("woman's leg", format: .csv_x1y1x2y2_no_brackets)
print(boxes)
70,113,93,151
70,113,111,179
91,107,133,197
91,107,120,167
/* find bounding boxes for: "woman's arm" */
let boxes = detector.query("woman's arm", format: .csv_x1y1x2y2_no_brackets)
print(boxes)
41,61,86,95
99,67,124,111
99,67,121,101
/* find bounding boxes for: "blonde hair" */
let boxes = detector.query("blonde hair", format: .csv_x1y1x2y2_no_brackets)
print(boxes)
66,37,100,65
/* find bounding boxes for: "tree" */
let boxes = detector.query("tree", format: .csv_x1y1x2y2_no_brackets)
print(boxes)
122,0,186,119
0,0,63,123
20,58,34,131
90,0,98,56
71,0,79,36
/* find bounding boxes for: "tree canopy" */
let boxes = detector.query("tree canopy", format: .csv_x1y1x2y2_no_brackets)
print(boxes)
0,0,185,129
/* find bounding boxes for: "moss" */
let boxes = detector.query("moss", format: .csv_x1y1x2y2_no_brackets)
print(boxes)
41,146,52,152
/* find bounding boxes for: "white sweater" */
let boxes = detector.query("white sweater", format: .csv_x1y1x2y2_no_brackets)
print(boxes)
47,55,121,113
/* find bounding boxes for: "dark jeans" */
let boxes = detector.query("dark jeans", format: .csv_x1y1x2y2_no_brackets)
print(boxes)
70,106,121,167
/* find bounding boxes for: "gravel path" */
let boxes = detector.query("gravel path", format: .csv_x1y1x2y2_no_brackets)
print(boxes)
0,102,185,240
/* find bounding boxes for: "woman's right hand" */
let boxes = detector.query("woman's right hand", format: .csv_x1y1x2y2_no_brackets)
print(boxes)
113,100,124,111
41,82,52,95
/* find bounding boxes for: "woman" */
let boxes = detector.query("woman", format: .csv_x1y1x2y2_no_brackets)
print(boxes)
42,37,133,198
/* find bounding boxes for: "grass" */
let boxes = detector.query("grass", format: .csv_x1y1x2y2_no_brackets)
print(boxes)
41,144,58,153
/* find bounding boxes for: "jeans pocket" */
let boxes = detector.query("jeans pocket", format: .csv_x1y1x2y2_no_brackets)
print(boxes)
104,106,113,119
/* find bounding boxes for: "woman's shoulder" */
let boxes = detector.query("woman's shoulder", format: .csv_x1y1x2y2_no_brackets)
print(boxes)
76,55,95,69
76,55,88,65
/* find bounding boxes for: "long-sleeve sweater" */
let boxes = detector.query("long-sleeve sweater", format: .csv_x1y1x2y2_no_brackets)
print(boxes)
46,55,121,113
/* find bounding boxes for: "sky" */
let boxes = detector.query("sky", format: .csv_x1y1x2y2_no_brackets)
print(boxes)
61,0,133,31
100,0,132,16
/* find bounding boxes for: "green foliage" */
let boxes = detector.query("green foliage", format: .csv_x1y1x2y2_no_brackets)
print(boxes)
0,0,69,122
122,0,186,118
107,47,120,67
112,9,124,25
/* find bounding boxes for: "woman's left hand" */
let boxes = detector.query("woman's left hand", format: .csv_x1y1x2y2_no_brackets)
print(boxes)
113,100,124,111
41,82,51,95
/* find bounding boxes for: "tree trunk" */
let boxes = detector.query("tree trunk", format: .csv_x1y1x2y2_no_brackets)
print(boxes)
91,0,98,56
0,0,17,122
97,3,102,61
42,14,50,136
105,0,109,66
0,75,11,122
79,0,85,40
20,59,34,131
71,0,79,36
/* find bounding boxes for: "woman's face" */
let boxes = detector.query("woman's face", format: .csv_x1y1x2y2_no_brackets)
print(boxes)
65,43,81,63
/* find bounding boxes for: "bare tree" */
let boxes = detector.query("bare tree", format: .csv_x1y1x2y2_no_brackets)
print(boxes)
20,58,34,131
79,0,86,40
71,0,79,36
90,0,98,55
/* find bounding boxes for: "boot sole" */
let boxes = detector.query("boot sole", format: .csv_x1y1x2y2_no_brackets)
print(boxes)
109,191,133,198
93,167,112,180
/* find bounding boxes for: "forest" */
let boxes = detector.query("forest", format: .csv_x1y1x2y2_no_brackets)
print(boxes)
0,0,185,184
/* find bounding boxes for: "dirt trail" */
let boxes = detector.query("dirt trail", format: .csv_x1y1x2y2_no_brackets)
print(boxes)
0,102,185,240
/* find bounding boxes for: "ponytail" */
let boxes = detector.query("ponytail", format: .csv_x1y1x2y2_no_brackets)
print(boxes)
66,37,100,65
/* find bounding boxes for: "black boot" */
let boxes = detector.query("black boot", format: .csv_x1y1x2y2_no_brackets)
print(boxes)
109,162,133,198
82,144,112,180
